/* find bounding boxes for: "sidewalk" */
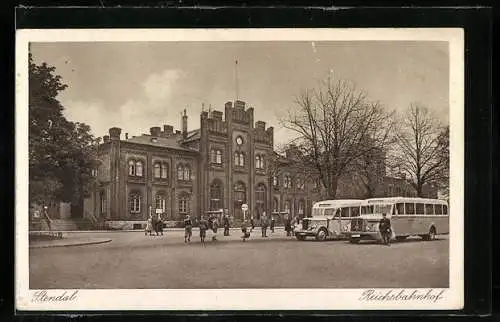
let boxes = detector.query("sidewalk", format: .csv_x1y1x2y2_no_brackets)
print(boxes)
29,236,112,249
30,227,287,233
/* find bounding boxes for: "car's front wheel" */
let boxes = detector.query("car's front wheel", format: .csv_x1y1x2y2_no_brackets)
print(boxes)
295,234,306,241
316,228,328,241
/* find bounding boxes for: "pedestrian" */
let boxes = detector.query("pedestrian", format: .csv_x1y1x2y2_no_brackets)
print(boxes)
260,212,268,237
156,213,164,236
284,214,292,236
250,217,255,230
184,214,193,243
270,214,275,233
198,215,209,244
210,216,218,241
145,214,153,236
223,214,230,236
241,220,251,242
42,206,53,231
378,213,392,246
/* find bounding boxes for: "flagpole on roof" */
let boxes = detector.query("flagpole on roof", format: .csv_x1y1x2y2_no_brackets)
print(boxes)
235,59,239,101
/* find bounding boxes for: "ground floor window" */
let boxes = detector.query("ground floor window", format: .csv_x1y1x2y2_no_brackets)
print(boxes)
99,190,107,215
129,192,141,214
178,193,190,215
210,180,224,211
155,193,167,213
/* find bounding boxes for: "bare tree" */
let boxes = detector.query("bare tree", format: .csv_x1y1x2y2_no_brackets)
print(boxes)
282,77,394,199
391,103,448,197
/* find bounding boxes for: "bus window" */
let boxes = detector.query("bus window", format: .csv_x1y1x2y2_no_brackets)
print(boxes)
325,208,335,217
396,203,405,215
361,205,374,214
425,204,434,215
415,203,424,215
341,207,350,218
443,205,448,215
312,208,323,216
405,203,415,215
392,205,396,216
350,207,360,217
435,204,443,215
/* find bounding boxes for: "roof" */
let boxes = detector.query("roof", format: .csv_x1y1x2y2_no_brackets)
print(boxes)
313,199,364,207
366,197,447,204
124,134,198,153
182,129,201,143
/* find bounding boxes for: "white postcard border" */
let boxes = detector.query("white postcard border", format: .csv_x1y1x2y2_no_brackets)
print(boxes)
16,28,464,311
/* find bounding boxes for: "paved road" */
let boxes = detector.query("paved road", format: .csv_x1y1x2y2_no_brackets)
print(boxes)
29,229,449,289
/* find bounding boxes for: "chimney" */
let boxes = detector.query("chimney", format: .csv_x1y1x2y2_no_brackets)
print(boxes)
163,125,174,136
125,133,129,140
182,109,188,139
150,126,161,137
109,127,121,140
103,135,110,143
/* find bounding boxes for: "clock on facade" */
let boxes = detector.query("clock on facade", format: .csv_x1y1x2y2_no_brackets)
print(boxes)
236,136,243,145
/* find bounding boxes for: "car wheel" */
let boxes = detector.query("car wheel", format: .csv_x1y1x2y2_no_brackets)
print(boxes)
316,228,328,241
296,235,306,241
396,236,408,241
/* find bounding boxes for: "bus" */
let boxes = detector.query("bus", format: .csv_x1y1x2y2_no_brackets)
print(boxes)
347,197,449,243
294,199,364,241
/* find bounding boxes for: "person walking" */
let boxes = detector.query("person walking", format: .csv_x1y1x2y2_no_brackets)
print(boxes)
184,214,193,243
270,214,275,233
260,212,268,237
284,214,292,236
145,214,153,236
378,213,392,246
209,215,218,242
156,213,164,236
198,215,209,244
223,214,230,236
241,220,251,242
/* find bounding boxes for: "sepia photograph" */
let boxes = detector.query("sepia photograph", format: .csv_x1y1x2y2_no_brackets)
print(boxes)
16,28,464,310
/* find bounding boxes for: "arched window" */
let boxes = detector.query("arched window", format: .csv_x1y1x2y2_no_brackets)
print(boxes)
234,152,245,167
183,165,191,181
129,192,141,213
211,149,217,163
284,200,291,215
178,193,190,214
210,180,224,211
273,197,279,213
177,164,184,180
255,155,264,169
255,183,267,216
99,190,107,215
233,182,247,219
298,199,305,216
135,160,143,177
154,162,161,178
216,150,222,164
283,174,292,188
155,192,167,213
273,175,279,187
161,163,168,179
296,177,305,190
128,160,135,176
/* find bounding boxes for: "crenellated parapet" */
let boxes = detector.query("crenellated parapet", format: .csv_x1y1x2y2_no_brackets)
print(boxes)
224,100,254,126
201,109,228,136
253,120,274,146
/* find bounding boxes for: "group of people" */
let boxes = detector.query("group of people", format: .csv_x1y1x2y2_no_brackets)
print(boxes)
145,213,164,236
184,214,221,244
149,211,308,244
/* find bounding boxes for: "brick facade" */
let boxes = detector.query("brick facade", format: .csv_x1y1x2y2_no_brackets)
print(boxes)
86,99,435,224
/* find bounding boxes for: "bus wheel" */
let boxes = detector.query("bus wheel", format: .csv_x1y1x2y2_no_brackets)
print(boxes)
316,228,328,241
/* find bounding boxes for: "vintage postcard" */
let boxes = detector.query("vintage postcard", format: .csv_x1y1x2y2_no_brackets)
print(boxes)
16,28,464,311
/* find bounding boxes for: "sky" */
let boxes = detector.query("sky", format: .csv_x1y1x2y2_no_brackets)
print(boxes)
30,41,449,147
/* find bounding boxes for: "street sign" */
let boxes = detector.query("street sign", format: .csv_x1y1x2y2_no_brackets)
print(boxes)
241,204,248,211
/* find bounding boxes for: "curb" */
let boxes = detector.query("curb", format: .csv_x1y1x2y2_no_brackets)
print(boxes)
29,238,112,249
